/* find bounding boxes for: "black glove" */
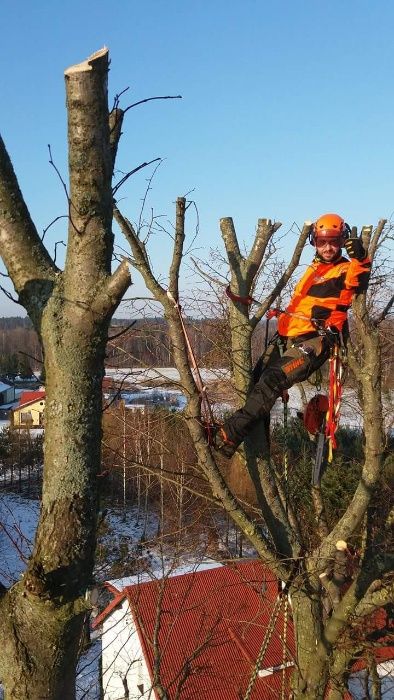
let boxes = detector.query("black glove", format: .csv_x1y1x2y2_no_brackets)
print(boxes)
344,237,367,261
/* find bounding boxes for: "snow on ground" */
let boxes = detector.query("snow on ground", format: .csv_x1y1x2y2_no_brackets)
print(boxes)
105,367,392,431
105,366,230,385
0,493,159,700
0,492,38,586
75,639,102,700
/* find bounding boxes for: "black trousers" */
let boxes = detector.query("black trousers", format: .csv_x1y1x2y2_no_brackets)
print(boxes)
223,334,330,446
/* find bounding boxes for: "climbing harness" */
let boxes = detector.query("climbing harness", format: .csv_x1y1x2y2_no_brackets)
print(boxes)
224,285,347,475
282,390,290,514
276,336,290,512
303,337,347,484
325,340,346,461
167,291,216,436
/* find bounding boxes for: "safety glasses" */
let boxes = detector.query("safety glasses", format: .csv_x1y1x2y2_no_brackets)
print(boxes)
315,237,342,247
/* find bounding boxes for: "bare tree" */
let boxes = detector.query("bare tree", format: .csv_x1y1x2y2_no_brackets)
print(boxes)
0,49,135,699
117,200,394,699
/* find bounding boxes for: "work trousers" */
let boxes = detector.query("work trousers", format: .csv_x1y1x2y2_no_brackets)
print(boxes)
223,334,330,447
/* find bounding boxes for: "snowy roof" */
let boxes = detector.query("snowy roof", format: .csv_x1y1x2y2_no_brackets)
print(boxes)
95,560,293,700
106,558,223,592
0,381,13,392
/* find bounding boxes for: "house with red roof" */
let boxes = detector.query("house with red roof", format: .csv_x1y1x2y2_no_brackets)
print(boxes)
93,560,294,700
93,559,394,699
12,390,45,428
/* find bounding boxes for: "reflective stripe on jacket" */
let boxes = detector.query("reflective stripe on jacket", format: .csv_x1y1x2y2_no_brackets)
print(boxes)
277,255,371,337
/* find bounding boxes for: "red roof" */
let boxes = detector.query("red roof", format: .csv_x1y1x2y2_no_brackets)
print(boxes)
96,560,295,700
18,391,45,408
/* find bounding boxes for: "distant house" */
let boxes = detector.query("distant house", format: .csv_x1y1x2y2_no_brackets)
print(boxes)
0,380,15,406
93,560,295,700
12,391,45,428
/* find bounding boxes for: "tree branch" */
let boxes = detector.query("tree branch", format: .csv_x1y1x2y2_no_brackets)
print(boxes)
375,293,394,324
168,197,186,301
220,217,242,264
245,218,282,287
91,259,132,320
114,206,167,304
251,221,311,327
0,135,57,298
368,219,387,264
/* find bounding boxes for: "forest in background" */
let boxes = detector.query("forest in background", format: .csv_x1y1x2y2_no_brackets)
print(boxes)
0,315,392,389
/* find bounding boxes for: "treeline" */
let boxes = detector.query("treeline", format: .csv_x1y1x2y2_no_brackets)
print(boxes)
1,316,392,385
106,317,237,368
0,352,35,378
0,316,236,369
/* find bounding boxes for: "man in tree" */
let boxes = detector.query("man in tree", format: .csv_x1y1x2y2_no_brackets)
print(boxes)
213,213,371,457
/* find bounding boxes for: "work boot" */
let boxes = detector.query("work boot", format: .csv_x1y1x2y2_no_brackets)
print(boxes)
211,426,238,459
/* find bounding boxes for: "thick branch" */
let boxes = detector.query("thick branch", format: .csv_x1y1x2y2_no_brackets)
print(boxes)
318,257,385,562
354,578,394,618
368,219,387,263
91,259,131,320
168,197,186,300
220,217,242,264
114,206,167,303
244,218,282,287
109,107,125,169
0,135,57,302
251,221,311,327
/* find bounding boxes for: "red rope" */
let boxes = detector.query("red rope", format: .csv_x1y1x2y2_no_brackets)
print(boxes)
168,292,215,426
225,285,257,306
325,345,343,456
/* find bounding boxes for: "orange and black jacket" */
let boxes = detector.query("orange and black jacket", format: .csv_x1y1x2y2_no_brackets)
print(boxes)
277,255,371,338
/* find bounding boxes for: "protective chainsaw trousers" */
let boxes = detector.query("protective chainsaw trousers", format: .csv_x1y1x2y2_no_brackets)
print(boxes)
222,334,330,447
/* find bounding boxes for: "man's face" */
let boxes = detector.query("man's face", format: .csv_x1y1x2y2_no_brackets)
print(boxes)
315,236,342,262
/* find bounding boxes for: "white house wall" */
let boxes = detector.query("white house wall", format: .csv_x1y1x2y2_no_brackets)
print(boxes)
102,599,153,700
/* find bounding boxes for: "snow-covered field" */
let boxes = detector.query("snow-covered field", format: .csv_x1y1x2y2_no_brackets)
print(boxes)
105,366,230,385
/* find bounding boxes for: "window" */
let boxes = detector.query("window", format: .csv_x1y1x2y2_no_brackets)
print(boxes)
20,411,32,424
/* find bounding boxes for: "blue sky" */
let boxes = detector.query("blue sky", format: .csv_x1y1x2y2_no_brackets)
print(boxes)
0,0,393,316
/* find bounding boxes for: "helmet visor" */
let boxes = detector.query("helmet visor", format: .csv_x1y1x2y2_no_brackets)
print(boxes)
315,235,342,247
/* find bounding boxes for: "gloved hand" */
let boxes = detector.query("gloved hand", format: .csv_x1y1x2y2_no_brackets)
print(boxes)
344,237,367,260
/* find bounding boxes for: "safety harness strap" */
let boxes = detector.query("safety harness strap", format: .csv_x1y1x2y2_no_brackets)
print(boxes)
225,284,257,306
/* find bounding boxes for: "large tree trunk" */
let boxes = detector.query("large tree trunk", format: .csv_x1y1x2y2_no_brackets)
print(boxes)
0,49,130,699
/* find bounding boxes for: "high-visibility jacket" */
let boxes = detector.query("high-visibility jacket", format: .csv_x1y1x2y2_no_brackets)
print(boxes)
277,255,371,337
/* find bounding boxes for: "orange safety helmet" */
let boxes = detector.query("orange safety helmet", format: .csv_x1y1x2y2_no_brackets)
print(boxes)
310,213,350,245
